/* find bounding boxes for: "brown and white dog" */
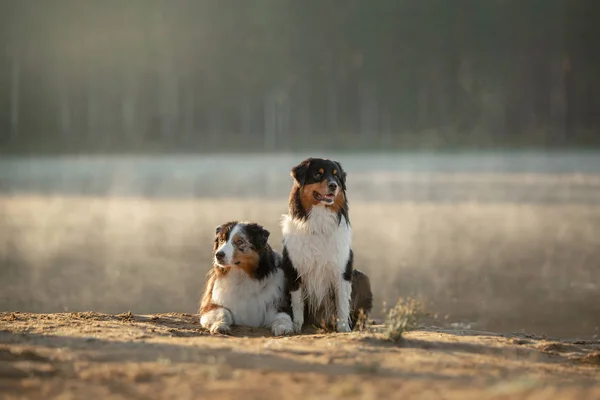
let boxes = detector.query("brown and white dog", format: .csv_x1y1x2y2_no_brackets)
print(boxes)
199,221,294,336
281,157,373,333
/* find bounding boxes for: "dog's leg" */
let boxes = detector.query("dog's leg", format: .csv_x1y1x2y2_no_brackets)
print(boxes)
336,250,354,332
290,288,304,333
336,280,352,332
282,247,304,334
350,269,373,328
199,273,233,334
200,306,233,334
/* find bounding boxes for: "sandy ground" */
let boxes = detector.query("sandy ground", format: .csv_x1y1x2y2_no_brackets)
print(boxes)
0,312,598,400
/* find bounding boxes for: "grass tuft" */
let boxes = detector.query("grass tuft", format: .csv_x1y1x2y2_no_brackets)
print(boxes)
383,297,427,343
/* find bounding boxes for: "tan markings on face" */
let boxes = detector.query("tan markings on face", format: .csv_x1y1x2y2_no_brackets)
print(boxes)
231,232,247,249
213,233,231,273
213,229,229,252
319,168,324,174
333,169,337,175
230,233,260,278
299,181,331,211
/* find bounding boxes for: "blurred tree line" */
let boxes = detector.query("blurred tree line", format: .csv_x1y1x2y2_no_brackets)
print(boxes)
0,0,598,153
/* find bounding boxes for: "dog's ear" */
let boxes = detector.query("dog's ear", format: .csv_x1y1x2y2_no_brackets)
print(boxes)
333,160,347,190
291,158,312,186
215,224,223,235
244,223,270,250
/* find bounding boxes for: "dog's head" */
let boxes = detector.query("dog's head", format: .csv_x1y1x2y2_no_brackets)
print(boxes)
290,158,347,213
212,221,270,276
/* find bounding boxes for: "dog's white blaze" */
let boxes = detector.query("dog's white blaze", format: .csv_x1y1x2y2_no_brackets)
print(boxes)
281,205,352,328
211,267,288,329
215,224,242,265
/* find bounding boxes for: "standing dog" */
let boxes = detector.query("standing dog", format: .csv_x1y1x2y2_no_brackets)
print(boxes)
199,221,294,336
281,157,373,333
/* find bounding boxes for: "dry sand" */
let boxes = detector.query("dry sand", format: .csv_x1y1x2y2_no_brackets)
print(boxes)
0,312,598,400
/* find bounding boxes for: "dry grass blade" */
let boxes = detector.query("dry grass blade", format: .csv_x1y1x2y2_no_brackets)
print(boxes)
353,308,369,332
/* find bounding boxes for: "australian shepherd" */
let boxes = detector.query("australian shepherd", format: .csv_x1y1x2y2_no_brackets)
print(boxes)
199,221,294,336
281,157,373,333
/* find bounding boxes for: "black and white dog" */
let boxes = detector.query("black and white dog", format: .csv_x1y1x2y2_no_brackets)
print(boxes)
199,221,294,336
281,158,373,333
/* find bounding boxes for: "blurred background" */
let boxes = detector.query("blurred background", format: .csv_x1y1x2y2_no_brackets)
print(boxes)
0,0,599,339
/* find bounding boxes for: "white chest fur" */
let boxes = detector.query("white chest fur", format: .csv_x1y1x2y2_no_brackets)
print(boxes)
281,207,352,312
211,267,286,327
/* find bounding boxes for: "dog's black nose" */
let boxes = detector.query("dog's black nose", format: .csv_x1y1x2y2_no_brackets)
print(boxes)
328,182,338,192
215,251,225,260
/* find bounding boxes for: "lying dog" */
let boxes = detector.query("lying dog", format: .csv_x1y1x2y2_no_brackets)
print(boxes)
199,221,294,336
281,157,373,333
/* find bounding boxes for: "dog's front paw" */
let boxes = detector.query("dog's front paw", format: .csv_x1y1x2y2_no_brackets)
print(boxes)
271,313,294,336
337,321,351,333
209,322,231,335
272,322,294,336
201,308,233,335
293,318,304,334
272,324,294,336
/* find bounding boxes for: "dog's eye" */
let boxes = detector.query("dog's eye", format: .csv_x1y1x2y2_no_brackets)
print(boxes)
234,238,245,247
314,173,321,179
